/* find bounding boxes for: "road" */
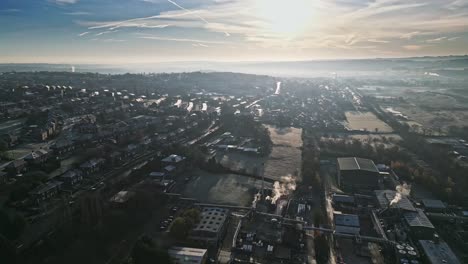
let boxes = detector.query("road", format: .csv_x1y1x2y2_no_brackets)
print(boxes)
321,164,337,264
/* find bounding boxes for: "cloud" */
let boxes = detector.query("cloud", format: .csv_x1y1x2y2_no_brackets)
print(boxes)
139,35,225,44
78,31,89,37
0,9,21,13
49,0,78,4
400,31,422,40
65,11,91,16
426,36,447,43
192,43,210,47
367,39,389,43
95,30,119,36
403,45,426,51
74,0,468,55
166,0,230,36
448,36,461,41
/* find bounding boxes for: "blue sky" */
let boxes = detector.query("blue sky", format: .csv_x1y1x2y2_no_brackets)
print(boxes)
1,0,468,63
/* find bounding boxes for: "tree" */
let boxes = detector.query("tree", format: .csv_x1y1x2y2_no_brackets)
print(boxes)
182,208,200,227
313,209,322,227
169,217,190,240
0,234,17,264
0,209,26,241
0,139,8,152
132,236,172,264
314,234,330,264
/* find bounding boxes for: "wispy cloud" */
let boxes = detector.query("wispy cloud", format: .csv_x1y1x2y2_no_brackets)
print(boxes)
0,9,21,13
73,0,468,57
448,36,461,41
49,0,78,5
78,31,89,37
426,36,447,43
192,43,210,48
95,30,118,36
65,11,91,16
403,45,426,51
400,31,422,40
367,39,390,43
166,0,230,36
139,35,225,44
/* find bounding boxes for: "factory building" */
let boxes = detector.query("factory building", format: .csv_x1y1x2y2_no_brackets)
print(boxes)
337,157,381,192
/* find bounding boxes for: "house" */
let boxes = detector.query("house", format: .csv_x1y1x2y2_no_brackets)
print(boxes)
0,171,7,184
337,157,381,191
161,154,187,175
108,151,123,165
109,190,135,208
24,149,51,165
59,170,83,188
6,159,27,176
148,171,166,180
1,133,19,148
189,207,229,246
29,181,63,204
168,247,207,264
80,158,106,176
334,213,360,235
51,139,75,155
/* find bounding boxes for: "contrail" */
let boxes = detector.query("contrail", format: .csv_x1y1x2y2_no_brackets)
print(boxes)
167,0,230,36
168,0,209,24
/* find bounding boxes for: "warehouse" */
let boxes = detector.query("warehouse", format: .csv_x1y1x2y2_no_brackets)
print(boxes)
337,157,381,191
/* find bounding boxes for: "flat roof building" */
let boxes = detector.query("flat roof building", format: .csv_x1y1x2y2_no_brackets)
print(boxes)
404,209,435,240
337,157,381,191
419,239,461,264
168,247,207,264
422,199,446,212
334,213,360,235
375,190,416,212
189,207,229,246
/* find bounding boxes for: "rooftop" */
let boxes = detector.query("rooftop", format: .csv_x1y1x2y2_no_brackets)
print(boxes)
109,191,135,203
375,190,416,212
337,157,379,173
403,209,434,229
422,199,446,210
419,240,461,264
29,181,62,195
192,207,228,234
334,213,360,227
168,247,207,262
161,154,186,163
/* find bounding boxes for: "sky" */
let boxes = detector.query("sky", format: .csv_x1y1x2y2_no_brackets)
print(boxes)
0,0,468,63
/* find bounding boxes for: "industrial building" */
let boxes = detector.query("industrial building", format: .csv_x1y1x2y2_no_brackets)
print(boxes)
334,213,360,235
168,247,207,264
189,207,229,246
337,157,381,191
418,239,461,264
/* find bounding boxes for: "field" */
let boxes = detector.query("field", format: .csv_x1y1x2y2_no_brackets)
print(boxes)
215,125,303,182
182,170,270,207
394,107,468,134
359,85,468,134
263,125,303,181
344,111,393,132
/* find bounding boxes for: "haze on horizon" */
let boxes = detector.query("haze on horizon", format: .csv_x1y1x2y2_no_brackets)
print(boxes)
1,0,468,64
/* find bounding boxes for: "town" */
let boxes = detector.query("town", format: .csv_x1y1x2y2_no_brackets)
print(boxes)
1,70,468,264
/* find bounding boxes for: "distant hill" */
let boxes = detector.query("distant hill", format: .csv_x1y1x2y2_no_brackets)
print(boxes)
1,55,467,78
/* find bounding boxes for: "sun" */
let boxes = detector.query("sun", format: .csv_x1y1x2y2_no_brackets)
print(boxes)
254,0,314,37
